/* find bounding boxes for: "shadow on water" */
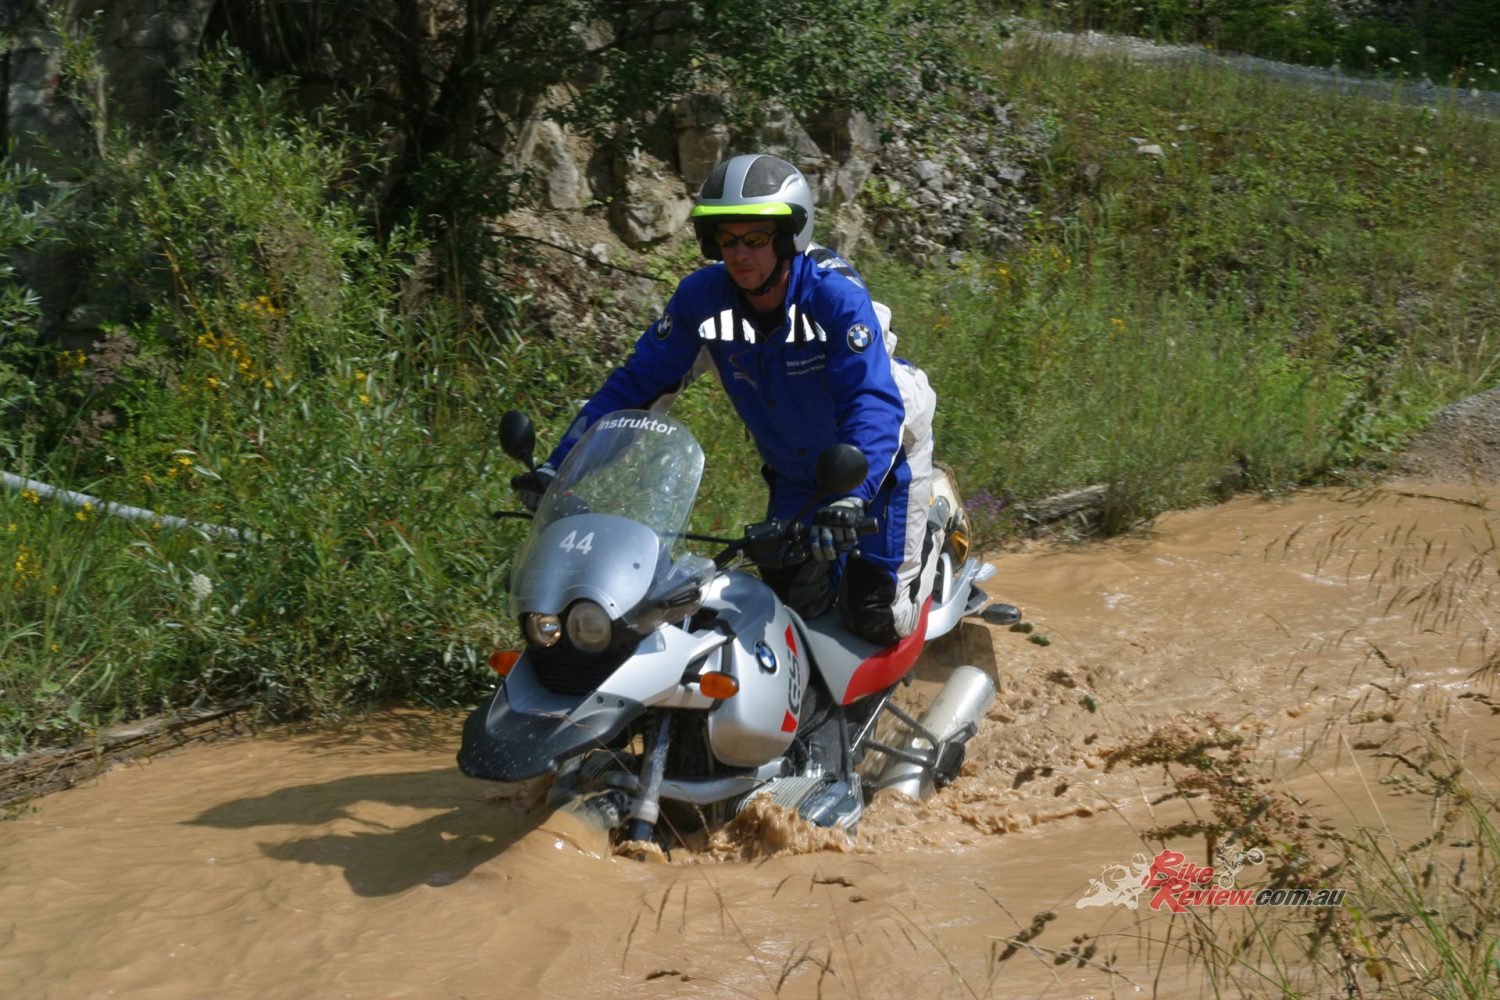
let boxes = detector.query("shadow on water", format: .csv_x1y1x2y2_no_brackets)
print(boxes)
916,619,1001,689
186,767,552,896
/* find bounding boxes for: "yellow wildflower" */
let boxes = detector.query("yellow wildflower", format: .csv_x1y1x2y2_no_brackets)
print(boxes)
359,393,372,406
22,489,40,504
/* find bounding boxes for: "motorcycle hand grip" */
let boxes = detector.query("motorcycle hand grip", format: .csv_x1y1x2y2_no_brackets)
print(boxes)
857,516,879,535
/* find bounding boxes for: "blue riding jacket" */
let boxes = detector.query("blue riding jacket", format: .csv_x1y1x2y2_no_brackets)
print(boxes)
546,248,907,507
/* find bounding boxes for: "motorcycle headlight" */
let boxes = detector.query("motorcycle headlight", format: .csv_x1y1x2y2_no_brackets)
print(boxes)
565,600,613,654
523,612,562,648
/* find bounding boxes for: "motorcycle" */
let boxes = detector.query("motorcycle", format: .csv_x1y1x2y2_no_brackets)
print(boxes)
458,408,1005,844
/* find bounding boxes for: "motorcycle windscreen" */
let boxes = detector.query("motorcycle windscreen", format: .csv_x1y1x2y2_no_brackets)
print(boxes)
510,410,705,613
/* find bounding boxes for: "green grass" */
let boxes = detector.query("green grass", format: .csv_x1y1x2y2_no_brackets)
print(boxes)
870,35,1500,532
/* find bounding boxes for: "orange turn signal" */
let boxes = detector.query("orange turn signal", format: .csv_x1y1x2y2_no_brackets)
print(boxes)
948,527,970,564
698,671,740,699
488,650,521,676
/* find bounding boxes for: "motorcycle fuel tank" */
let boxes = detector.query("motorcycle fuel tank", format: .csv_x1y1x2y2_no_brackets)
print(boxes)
701,571,810,767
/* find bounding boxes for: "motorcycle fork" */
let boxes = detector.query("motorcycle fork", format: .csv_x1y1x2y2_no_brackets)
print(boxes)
626,711,673,842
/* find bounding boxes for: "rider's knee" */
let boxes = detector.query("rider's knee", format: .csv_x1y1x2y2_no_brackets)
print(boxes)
839,556,907,647
761,559,836,620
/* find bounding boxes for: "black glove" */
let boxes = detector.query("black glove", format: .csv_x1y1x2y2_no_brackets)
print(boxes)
510,464,556,512
810,497,865,562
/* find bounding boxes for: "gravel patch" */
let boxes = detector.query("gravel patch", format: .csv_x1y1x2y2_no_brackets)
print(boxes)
1391,386,1500,483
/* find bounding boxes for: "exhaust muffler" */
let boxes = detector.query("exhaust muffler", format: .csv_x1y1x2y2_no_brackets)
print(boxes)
875,665,996,800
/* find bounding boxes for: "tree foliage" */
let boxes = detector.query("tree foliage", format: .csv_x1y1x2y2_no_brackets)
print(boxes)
204,0,988,261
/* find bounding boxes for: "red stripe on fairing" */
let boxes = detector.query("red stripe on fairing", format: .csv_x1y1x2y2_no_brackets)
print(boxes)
781,710,799,733
785,624,798,657
839,598,933,704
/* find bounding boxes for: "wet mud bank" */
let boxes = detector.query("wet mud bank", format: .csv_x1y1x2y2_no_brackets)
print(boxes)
2,481,1498,998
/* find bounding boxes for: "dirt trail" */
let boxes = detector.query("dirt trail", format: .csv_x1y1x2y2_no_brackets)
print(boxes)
3,473,1497,999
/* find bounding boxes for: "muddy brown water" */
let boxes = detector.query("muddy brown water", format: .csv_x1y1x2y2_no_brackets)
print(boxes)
4,483,1498,999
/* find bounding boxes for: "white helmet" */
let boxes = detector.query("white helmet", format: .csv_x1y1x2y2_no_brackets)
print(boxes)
690,154,814,260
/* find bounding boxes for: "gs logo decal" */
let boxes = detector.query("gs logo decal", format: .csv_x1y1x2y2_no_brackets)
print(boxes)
846,323,873,353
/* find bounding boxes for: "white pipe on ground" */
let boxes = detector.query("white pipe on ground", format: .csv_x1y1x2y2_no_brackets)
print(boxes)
1,471,251,542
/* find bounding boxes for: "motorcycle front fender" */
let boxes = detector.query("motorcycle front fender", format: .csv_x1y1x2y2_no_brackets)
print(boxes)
456,683,643,783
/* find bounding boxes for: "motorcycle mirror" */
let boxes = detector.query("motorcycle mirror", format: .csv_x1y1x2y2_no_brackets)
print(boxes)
499,410,537,469
816,443,868,496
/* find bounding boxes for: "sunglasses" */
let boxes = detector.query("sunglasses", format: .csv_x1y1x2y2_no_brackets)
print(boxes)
714,229,775,250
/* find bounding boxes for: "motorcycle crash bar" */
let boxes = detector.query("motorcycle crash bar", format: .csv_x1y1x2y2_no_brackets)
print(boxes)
874,665,997,800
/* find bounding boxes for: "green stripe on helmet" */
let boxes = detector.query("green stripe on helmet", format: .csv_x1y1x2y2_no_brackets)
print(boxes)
689,203,793,219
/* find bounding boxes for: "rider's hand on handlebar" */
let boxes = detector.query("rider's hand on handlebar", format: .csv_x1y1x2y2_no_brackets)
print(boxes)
510,464,556,512
810,497,866,562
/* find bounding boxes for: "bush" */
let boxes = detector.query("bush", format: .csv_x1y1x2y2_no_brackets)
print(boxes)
1,51,543,754
0,160,60,463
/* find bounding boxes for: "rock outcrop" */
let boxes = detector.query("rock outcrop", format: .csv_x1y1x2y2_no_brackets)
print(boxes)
3,1,1046,343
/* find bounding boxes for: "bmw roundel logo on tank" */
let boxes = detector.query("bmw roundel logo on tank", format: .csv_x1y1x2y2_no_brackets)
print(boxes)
846,322,872,353
754,641,778,674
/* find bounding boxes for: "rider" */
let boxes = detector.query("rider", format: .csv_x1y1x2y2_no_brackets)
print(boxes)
514,154,938,647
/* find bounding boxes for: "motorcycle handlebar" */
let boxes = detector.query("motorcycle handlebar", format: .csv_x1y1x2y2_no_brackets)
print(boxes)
490,509,876,567
720,515,880,568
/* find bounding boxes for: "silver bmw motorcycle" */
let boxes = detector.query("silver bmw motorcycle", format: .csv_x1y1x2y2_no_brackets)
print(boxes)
458,409,1002,844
